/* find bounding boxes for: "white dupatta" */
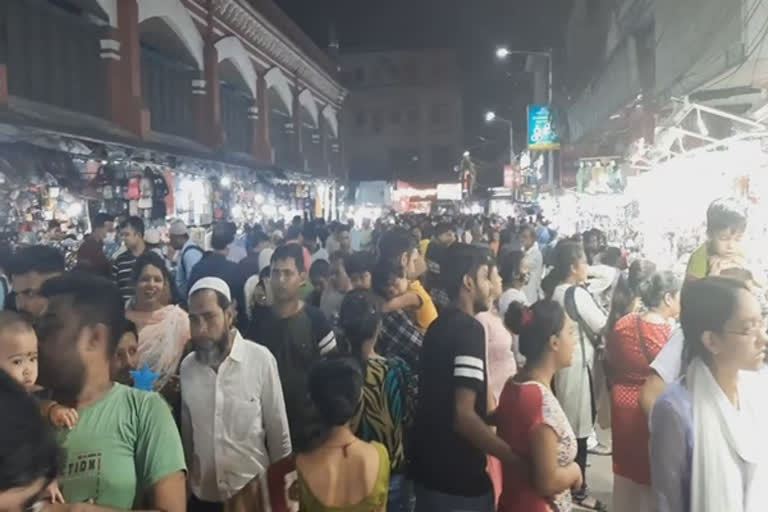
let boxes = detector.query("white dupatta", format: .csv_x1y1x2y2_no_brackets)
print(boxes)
689,358,768,512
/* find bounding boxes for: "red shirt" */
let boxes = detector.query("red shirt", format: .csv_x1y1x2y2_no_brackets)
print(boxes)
76,235,111,278
497,380,577,512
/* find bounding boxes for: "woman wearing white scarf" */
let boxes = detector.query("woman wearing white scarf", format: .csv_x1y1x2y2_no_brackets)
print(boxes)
650,276,768,512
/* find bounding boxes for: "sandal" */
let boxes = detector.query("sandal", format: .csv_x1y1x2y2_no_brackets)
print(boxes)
573,494,608,511
587,442,612,456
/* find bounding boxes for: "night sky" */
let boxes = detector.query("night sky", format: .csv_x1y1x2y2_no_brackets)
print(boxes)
274,0,569,162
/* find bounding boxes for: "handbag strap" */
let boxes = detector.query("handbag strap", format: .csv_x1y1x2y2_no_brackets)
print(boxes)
635,315,653,364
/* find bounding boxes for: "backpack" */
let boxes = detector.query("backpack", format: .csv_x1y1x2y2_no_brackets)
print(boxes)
564,286,600,367
179,244,204,286
565,285,611,386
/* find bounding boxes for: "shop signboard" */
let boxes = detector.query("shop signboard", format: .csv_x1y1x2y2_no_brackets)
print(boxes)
503,165,515,189
527,104,561,151
437,182,462,201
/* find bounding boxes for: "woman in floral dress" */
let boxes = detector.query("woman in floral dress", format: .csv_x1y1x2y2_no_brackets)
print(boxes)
496,300,582,512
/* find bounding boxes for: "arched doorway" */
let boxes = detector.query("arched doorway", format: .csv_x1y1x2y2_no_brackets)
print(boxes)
216,36,257,155
265,68,295,168
137,0,203,140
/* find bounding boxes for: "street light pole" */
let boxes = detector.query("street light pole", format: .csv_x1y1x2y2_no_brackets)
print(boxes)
496,47,555,187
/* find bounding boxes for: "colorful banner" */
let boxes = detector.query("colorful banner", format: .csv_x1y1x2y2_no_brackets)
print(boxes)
528,104,561,151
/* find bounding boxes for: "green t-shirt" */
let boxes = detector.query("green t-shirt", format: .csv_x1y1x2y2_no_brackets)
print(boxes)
56,384,186,508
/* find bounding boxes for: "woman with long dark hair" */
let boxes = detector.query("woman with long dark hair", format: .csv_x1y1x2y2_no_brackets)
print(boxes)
296,357,390,511
609,271,680,511
339,290,414,512
541,241,607,511
650,277,768,512
606,259,657,333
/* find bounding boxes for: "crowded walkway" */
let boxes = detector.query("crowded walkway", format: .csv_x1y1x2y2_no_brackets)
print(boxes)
0,197,767,512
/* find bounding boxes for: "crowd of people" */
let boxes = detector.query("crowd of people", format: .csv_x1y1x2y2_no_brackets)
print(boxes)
0,196,766,512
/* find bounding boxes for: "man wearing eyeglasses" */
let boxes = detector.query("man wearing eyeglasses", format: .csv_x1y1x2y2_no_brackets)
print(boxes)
10,246,65,317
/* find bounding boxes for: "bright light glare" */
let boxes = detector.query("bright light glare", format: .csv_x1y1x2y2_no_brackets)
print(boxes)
221,176,232,188
254,193,265,205
66,202,83,218
261,204,277,217
484,111,497,123
496,47,510,59
463,150,471,158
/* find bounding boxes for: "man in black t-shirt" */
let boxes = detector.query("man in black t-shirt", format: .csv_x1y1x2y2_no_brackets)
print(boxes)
424,222,456,309
410,243,524,512
251,244,336,451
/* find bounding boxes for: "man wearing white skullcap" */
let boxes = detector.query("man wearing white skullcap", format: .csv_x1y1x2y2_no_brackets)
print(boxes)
168,219,203,298
180,277,291,510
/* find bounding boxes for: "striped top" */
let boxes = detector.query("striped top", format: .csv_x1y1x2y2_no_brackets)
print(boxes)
112,250,142,303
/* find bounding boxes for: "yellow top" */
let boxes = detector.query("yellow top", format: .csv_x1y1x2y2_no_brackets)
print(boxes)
297,442,390,512
419,239,430,257
686,243,709,279
410,280,438,330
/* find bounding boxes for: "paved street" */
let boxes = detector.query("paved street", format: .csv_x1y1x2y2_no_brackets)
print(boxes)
576,428,613,511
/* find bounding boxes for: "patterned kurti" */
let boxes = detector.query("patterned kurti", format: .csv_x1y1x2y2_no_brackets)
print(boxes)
497,380,577,512
608,314,672,485
350,355,416,474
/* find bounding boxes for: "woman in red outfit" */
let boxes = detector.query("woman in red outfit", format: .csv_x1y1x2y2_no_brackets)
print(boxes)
608,270,680,512
497,300,582,512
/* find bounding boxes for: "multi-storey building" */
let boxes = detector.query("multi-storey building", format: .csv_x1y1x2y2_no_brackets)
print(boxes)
340,48,463,183
0,0,346,178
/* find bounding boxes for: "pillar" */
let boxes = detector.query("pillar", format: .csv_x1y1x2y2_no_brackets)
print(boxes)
192,40,223,148
292,79,304,170
104,0,149,138
0,0,8,108
319,113,330,177
251,71,271,162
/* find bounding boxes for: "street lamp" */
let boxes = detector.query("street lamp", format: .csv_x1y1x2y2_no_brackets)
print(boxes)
495,46,555,186
495,47,511,59
483,112,516,173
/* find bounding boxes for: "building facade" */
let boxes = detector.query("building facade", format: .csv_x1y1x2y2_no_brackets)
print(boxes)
340,49,463,184
0,0,346,178
564,0,768,158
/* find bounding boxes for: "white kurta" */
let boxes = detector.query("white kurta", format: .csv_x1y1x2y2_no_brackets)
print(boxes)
180,331,292,502
551,283,607,438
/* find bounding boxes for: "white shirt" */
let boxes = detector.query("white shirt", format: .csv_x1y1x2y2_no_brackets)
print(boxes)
650,327,684,383
311,247,329,263
498,287,529,319
522,243,544,304
180,330,292,502
258,247,274,273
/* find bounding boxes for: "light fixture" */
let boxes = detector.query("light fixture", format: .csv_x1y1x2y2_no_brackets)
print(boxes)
220,176,232,188
484,111,497,123
495,47,510,59
463,150,471,158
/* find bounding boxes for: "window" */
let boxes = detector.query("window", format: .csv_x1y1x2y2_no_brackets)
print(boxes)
356,110,367,127
407,108,419,125
389,147,421,177
431,145,455,172
390,110,401,125
430,104,450,125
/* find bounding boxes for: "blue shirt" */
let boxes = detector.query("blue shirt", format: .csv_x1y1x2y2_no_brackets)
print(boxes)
650,382,693,512
175,240,203,297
